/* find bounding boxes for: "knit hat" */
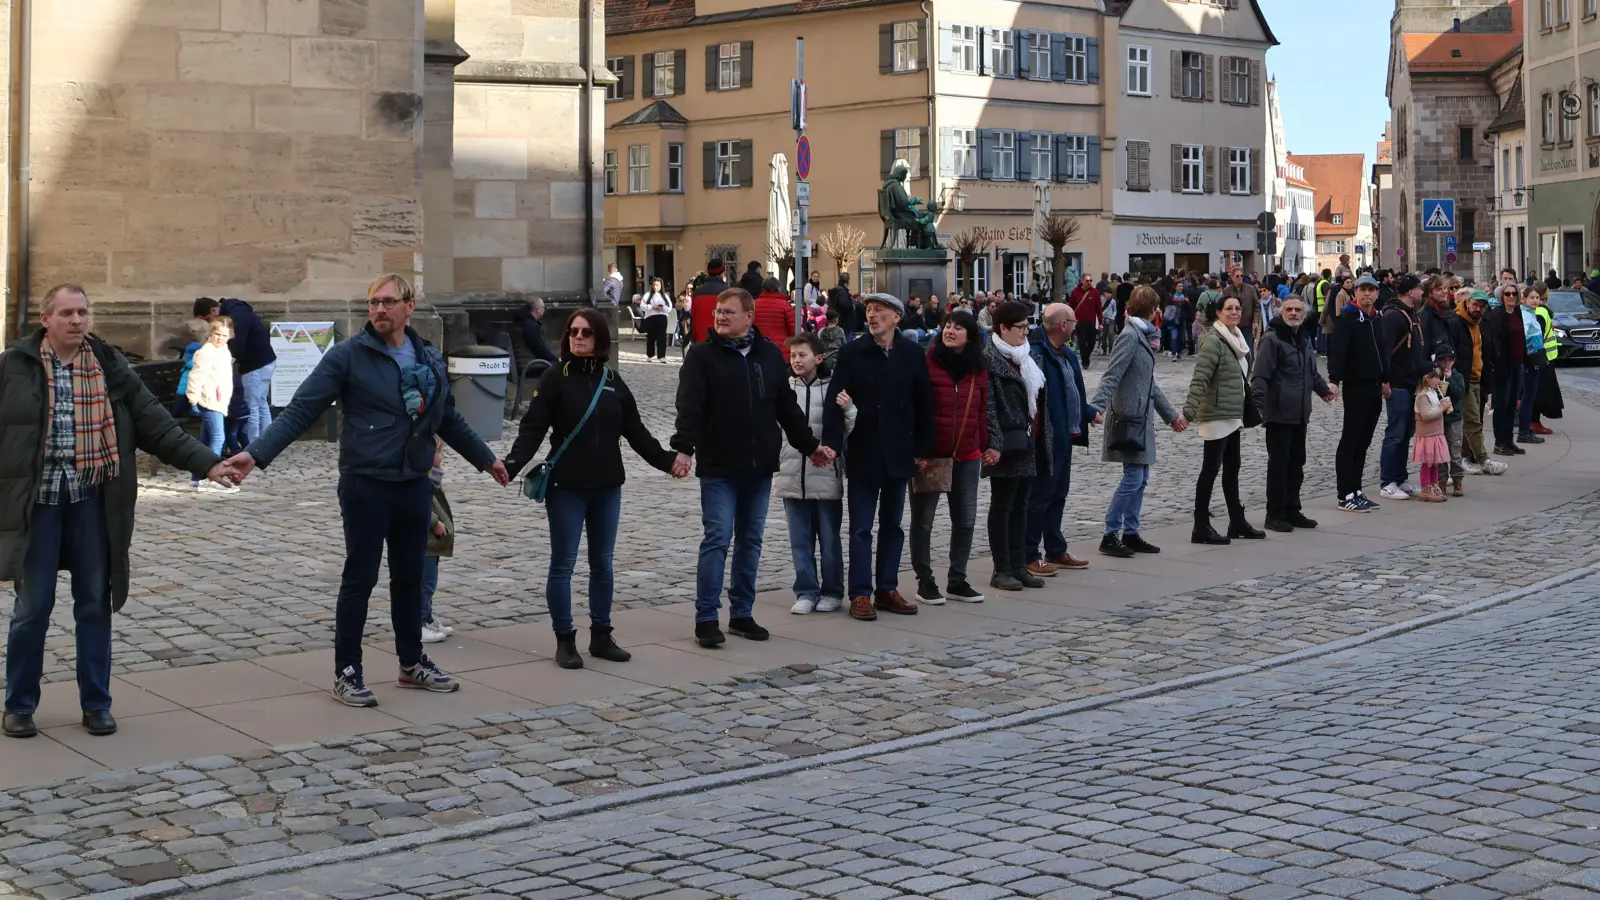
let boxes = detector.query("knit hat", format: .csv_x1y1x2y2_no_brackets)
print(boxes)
706,258,726,276
1395,274,1421,294
862,293,905,316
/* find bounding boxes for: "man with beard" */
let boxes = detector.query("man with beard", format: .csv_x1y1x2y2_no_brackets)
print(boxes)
1446,289,1506,475
1251,297,1336,531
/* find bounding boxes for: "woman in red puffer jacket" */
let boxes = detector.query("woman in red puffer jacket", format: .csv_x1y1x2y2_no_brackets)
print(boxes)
752,277,797,360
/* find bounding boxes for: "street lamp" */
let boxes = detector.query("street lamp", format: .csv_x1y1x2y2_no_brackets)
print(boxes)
940,185,968,213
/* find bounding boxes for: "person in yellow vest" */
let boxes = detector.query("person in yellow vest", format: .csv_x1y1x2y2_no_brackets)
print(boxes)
1527,288,1562,434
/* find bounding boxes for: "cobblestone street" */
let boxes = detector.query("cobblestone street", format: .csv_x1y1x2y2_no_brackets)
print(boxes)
143,567,1600,900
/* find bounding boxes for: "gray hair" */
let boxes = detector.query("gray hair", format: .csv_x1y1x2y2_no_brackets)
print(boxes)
42,284,88,315
529,296,546,314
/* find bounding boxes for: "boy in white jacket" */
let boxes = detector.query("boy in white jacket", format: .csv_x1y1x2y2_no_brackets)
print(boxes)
185,318,239,493
776,334,855,613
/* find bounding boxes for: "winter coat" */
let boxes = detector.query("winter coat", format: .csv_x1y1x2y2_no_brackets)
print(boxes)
1027,331,1093,450
428,471,454,558
822,333,935,481
1090,319,1177,467
1419,303,1456,360
217,298,277,375
1182,326,1255,423
671,327,818,478
982,341,1052,480
247,324,497,481
737,269,766,299
505,357,675,488
1448,303,1489,383
185,341,235,414
1327,303,1388,385
925,348,990,460
513,307,557,364
1379,302,1430,388
819,325,846,363
1251,318,1331,426
690,275,728,342
0,332,221,613
603,273,624,306
827,285,857,335
753,291,797,360
773,374,855,500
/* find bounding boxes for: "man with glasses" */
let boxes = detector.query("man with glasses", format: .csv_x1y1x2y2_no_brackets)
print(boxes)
227,274,509,708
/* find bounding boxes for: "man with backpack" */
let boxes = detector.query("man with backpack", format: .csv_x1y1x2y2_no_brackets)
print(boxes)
1377,276,1430,501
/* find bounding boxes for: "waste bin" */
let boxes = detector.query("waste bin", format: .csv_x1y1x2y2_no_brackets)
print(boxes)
446,345,512,442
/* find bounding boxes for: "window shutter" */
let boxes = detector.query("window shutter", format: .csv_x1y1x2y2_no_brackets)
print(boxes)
1014,31,1030,78
879,24,893,74
978,28,991,75
620,55,635,100
1087,37,1100,84
1054,134,1070,182
1087,136,1102,182
705,45,719,91
703,142,716,188
1251,148,1261,195
1204,144,1216,193
1170,50,1182,97
1249,58,1262,106
1218,56,1232,102
939,24,955,72
645,54,657,98
1203,54,1214,102
1126,141,1138,188
1017,133,1032,181
881,129,895,177
918,23,928,70
939,126,955,176
673,49,686,95
1050,34,1066,82
1139,142,1151,190
979,129,995,179
738,139,754,187
918,127,929,177
740,41,754,88
1171,144,1181,191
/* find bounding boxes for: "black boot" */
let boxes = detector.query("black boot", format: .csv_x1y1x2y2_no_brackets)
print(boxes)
589,626,632,662
554,632,584,669
1286,511,1318,529
1228,517,1266,539
1122,532,1161,554
1191,522,1230,545
1099,534,1135,559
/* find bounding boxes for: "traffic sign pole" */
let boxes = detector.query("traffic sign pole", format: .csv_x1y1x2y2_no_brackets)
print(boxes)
792,37,808,338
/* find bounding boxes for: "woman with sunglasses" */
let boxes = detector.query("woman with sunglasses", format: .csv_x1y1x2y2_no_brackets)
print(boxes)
504,308,683,670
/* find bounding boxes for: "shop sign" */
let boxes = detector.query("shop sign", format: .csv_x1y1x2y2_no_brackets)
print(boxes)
971,225,1034,242
1133,231,1206,248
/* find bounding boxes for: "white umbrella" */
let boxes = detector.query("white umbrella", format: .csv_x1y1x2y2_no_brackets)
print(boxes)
768,153,791,278
1031,181,1052,295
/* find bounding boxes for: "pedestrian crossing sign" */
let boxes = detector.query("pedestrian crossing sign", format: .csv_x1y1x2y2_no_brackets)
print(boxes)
1422,198,1455,233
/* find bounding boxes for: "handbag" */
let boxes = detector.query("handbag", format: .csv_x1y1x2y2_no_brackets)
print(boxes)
913,376,976,494
1105,412,1146,454
521,370,608,503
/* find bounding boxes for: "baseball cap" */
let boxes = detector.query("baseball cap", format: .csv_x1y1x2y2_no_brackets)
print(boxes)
1354,274,1381,289
1395,274,1421,294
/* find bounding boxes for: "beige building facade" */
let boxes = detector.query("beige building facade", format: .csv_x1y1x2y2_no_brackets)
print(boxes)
1523,0,1600,279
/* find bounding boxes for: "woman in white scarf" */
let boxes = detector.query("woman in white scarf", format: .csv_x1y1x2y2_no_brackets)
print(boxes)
981,303,1051,592
1180,295,1265,545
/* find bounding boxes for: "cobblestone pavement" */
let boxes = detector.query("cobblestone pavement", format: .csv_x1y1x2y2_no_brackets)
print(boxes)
0,485,1596,899
133,564,1600,900
1,352,1472,682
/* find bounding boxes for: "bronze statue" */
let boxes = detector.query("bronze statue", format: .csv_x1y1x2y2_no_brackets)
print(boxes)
878,163,942,251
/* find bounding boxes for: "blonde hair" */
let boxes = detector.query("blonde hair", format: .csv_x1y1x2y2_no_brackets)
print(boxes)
209,315,234,338
367,273,415,304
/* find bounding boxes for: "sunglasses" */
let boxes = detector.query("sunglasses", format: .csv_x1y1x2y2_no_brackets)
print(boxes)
568,327,595,337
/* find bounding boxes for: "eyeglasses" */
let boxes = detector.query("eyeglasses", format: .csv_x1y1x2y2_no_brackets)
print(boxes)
367,297,406,309
713,308,742,317
568,327,595,337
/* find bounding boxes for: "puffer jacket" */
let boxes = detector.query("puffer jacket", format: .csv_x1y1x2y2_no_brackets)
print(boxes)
773,373,855,500
1182,325,1255,423
926,347,990,460
981,341,1052,480
753,291,797,360
1,332,220,613
185,341,234,414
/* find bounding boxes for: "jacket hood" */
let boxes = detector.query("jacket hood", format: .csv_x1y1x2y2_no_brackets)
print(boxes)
1453,299,1483,325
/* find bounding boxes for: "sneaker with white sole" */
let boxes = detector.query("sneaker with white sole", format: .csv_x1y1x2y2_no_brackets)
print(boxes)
397,657,459,693
1356,491,1381,510
1482,459,1507,475
431,617,456,636
332,667,378,707
815,596,842,613
1400,482,1420,495
790,597,818,615
1379,483,1410,501
945,582,985,603
1338,493,1369,513
420,620,448,643
1462,461,1483,475
916,580,946,605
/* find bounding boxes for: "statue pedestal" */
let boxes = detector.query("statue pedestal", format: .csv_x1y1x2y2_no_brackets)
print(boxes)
872,249,951,305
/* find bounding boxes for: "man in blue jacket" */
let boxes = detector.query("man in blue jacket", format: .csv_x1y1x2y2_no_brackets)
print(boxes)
216,297,278,443
1024,303,1099,575
227,274,509,708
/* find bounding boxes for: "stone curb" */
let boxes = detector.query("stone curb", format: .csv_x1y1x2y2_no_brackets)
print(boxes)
89,562,1600,900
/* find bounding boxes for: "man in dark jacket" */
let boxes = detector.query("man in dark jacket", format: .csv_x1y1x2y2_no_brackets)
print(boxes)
513,297,557,364
672,287,824,647
1327,274,1391,512
737,260,765,298
1252,297,1335,531
827,273,857,336
690,258,730,343
1023,304,1097,575
822,293,934,621
2,285,237,739
1377,277,1429,500
215,297,278,443
229,274,507,709
1483,286,1529,456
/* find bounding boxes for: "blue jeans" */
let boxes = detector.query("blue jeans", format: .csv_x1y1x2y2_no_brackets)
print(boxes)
696,475,771,622
1518,363,1542,432
846,475,909,597
783,498,844,602
335,475,429,677
1025,444,1073,562
5,482,113,715
421,555,439,624
242,363,274,444
1104,463,1150,536
1163,322,1184,355
1380,387,1415,486
546,484,622,635
193,409,226,482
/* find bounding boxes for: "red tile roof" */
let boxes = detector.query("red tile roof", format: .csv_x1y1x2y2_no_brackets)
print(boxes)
1290,153,1364,239
1401,0,1522,74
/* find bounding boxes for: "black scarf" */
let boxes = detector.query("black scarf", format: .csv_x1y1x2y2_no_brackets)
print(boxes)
932,335,981,381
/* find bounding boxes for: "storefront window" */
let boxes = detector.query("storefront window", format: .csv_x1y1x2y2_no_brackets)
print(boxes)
1129,253,1166,279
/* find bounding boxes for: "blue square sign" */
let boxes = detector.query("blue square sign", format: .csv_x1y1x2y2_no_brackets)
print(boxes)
1422,198,1455,233
1444,236,1458,253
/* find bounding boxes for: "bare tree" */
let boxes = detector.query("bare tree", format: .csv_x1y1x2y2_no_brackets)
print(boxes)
769,235,795,287
816,223,868,275
948,229,994,296
1038,214,1081,304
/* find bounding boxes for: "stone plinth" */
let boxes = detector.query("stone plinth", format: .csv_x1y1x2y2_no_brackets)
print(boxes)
872,249,951,305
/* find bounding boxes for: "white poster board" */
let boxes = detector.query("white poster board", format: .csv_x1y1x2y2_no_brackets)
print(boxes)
269,322,337,407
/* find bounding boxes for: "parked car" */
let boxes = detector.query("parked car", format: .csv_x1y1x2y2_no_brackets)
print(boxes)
1545,289,1600,362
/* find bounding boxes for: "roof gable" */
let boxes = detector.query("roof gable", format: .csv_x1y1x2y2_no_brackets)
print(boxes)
614,100,689,126
1289,153,1364,238
1117,0,1277,45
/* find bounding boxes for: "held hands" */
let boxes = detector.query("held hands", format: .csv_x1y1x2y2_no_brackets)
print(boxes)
670,452,692,478
487,460,510,487
221,451,256,483
206,460,244,487
914,458,931,472
1171,415,1189,433
809,446,838,468
980,448,1002,467
1324,385,1339,403
1091,412,1104,426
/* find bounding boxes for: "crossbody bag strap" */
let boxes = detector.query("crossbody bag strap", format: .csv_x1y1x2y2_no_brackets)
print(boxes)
952,375,976,452
547,369,608,467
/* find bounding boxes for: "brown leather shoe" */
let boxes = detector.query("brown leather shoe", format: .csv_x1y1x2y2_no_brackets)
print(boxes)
849,595,877,621
1025,560,1058,577
873,589,919,615
1046,553,1090,569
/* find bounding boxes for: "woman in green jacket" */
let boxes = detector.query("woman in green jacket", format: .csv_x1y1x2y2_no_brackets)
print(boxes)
1182,295,1266,545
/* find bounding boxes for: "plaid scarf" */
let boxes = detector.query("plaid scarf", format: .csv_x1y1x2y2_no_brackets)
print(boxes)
44,339,120,487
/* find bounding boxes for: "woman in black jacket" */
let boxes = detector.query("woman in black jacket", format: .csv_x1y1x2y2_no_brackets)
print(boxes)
505,308,681,669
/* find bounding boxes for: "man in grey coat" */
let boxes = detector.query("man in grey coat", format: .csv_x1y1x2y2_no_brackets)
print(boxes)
1252,297,1336,532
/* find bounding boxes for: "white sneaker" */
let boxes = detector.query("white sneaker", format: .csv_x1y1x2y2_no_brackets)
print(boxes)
815,596,842,613
1400,482,1420,495
431,617,456,636
1463,461,1483,475
1482,459,1508,475
199,481,240,494
420,621,448,643
790,597,818,615
1379,483,1410,500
